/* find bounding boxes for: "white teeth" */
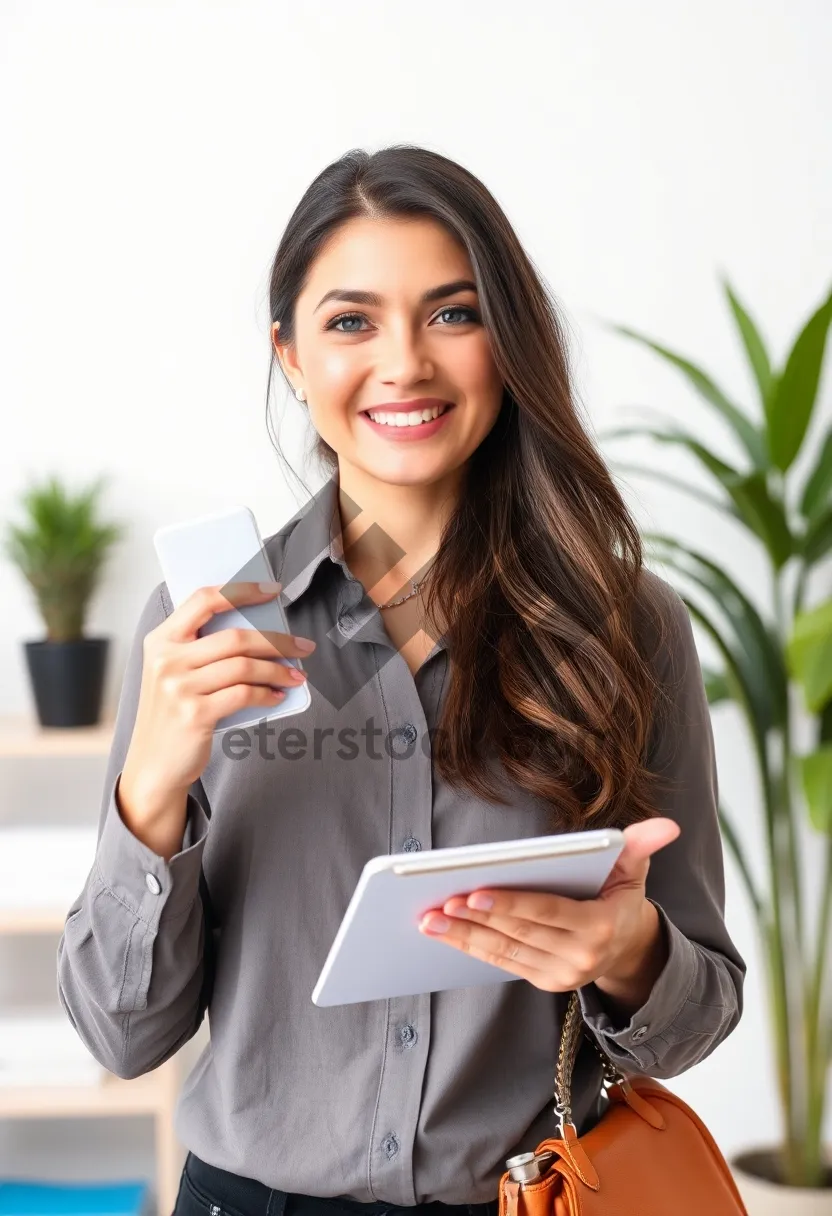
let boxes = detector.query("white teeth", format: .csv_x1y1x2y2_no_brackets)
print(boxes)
366,404,448,426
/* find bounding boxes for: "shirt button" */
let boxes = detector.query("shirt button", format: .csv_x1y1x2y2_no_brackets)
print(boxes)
398,1023,418,1048
381,1133,399,1159
145,873,161,895
401,723,417,744
402,836,422,852
631,1026,648,1042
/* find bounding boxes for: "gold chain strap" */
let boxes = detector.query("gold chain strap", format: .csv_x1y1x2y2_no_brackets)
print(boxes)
506,992,634,1182
552,991,629,1136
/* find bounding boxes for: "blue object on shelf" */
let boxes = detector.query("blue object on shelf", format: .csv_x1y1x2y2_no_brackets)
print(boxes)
0,1179,149,1216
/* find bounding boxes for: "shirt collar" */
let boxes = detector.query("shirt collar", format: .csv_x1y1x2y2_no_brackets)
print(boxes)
273,469,447,660
274,471,351,608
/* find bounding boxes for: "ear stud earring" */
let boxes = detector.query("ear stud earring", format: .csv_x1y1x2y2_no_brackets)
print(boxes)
295,389,306,402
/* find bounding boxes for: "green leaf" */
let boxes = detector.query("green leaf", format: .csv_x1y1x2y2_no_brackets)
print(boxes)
3,473,125,643
602,425,793,567
798,747,832,835
818,700,832,746
718,802,766,917
645,536,788,732
607,459,740,517
679,594,770,765
787,599,832,713
800,503,832,568
605,322,769,468
725,470,794,569
799,426,832,521
702,666,732,705
765,288,832,472
722,276,774,412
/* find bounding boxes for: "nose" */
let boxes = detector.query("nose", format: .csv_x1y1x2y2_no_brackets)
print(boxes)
376,322,436,387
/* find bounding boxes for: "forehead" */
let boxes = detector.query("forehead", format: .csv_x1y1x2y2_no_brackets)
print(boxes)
298,216,474,302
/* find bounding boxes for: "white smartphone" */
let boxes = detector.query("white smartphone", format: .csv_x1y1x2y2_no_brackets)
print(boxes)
153,505,312,733
311,827,625,1006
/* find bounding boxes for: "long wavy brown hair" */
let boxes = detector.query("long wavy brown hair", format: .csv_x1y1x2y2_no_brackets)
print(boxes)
265,144,679,832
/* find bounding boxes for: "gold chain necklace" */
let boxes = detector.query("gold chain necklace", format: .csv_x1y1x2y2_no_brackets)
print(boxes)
376,575,428,609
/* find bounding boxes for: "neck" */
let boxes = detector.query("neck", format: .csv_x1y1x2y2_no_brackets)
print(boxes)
335,463,464,594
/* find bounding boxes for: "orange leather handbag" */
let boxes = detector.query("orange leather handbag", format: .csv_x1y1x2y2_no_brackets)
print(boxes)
498,991,749,1216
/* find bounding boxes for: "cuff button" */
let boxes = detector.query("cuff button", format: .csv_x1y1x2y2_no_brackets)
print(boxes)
631,1026,648,1042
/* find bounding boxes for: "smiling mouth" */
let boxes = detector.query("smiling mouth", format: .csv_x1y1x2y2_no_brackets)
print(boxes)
361,403,455,427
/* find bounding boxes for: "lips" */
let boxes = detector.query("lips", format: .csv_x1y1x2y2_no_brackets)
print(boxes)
360,401,456,440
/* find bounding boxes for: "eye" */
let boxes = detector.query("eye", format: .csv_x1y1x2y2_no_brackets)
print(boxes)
324,306,480,333
434,306,480,325
326,312,368,333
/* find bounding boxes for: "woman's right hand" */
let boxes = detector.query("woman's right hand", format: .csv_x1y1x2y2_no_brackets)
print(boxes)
120,581,315,812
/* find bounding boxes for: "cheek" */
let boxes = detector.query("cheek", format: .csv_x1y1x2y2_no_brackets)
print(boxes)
454,339,503,401
319,350,362,386
310,354,367,429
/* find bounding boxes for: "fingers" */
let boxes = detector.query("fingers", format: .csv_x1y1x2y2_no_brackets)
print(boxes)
442,904,574,954
186,625,315,667
185,654,308,697
145,581,316,711
162,582,288,643
419,910,555,976
617,817,681,865
203,681,291,720
441,887,585,931
596,818,680,898
623,817,681,852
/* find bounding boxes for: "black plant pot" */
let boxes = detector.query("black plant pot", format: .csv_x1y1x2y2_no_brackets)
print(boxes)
24,637,110,727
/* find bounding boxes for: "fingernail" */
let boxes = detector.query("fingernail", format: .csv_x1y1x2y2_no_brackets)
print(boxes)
258,581,283,595
421,914,450,933
468,893,493,911
294,636,316,652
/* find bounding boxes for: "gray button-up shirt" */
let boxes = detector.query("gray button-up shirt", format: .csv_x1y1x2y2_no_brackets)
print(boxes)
57,473,746,1206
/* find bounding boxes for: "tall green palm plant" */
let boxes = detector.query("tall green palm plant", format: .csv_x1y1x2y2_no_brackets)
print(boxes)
599,280,832,1189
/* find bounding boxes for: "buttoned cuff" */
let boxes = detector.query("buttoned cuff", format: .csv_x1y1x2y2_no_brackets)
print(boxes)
94,772,210,925
576,898,698,1072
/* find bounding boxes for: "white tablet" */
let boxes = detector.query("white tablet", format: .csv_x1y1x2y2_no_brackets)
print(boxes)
311,827,624,1006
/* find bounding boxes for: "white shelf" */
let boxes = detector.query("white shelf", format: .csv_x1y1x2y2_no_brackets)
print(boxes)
0,825,99,936
0,713,115,757
0,1061,176,1119
0,709,183,1213
0,908,72,934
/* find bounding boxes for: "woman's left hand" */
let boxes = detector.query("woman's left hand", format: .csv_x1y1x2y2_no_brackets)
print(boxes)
417,817,681,994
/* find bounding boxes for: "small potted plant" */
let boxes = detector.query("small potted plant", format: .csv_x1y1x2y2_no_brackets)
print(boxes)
3,474,125,727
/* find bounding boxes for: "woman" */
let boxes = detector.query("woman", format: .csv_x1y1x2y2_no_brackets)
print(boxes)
57,145,746,1216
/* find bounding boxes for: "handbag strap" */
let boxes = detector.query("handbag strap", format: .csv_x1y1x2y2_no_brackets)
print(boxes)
552,992,630,1137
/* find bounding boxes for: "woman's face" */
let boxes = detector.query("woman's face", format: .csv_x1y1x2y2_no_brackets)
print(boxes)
273,215,505,489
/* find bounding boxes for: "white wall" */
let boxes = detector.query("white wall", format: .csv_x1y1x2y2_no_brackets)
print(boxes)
1,0,830,1188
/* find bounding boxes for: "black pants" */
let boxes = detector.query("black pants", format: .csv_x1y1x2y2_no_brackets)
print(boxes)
173,1151,500,1216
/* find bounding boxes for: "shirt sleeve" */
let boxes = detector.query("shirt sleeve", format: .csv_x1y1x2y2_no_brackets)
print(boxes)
576,569,747,1080
56,581,212,1080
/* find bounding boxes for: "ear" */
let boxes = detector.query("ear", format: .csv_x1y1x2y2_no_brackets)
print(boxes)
271,320,303,387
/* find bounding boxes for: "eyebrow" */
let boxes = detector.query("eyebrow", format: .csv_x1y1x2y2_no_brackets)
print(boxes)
313,278,478,313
